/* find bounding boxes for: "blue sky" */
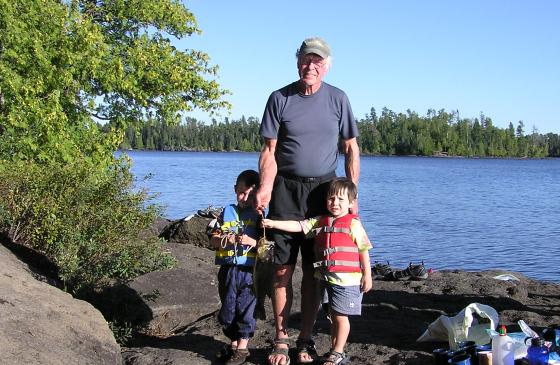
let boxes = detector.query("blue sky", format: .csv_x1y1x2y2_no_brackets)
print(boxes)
178,1,559,134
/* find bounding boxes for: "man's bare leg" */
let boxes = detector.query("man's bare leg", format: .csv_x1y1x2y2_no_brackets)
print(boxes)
268,264,294,365
297,263,320,363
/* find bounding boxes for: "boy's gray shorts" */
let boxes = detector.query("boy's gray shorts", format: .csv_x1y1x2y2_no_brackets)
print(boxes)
321,282,363,316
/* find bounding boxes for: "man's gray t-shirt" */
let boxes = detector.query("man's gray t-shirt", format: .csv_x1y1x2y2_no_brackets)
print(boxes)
260,81,358,178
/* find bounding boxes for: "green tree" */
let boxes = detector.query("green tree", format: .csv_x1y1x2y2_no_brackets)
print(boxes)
1,0,231,164
546,133,560,157
504,122,517,156
516,121,528,157
516,121,525,137
1,0,113,164
0,0,230,294
528,126,547,158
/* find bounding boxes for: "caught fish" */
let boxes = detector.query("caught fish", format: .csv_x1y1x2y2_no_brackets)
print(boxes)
253,233,275,320
256,236,275,263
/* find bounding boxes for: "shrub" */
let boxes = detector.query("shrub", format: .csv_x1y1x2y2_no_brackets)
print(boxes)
0,156,175,293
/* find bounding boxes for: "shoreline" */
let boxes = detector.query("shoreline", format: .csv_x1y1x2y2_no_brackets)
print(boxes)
157,216,560,285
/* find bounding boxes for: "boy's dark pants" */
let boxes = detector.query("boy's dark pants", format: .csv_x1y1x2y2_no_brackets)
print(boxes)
217,265,256,340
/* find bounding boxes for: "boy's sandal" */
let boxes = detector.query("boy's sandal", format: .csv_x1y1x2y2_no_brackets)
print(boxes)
295,338,317,364
268,338,291,365
226,348,250,365
322,350,349,365
216,344,236,361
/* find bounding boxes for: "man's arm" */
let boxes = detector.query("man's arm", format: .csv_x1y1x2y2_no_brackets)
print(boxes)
256,138,278,213
343,137,360,213
343,137,360,185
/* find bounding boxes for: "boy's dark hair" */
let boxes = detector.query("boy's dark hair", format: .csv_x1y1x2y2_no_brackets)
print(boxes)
236,169,259,188
327,177,357,201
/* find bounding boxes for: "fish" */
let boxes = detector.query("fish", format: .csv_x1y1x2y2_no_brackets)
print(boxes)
253,235,275,320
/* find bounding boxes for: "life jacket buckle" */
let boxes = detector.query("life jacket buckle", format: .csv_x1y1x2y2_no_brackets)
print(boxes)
323,247,337,255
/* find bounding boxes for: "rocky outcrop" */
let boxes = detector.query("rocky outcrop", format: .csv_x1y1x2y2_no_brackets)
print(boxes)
121,216,560,365
125,242,221,337
2,215,559,365
159,215,212,246
0,243,121,365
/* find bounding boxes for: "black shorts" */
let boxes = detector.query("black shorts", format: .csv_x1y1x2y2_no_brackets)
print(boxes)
267,172,335,265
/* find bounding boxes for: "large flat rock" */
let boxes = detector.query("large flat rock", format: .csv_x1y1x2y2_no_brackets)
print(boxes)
124,241,221,337
0,244,121,365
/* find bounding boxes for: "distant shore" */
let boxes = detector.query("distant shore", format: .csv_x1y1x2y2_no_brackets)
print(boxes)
119,148,560,160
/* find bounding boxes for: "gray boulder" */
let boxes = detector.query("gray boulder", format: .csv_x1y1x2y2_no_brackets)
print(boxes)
123,238,221,337
159,215,213,246
0,243,121,365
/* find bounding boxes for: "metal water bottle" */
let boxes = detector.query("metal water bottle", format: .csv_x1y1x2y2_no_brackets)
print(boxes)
525,337,549,365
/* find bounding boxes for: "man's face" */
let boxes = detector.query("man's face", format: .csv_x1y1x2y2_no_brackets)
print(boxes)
298,53,329,87
235,181,256,208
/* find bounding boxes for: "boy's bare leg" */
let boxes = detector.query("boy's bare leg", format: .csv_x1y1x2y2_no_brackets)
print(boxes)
236,338,248,350
330,311,350,353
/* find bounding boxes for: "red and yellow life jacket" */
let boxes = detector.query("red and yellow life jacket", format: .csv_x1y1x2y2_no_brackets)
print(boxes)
312,214,361,273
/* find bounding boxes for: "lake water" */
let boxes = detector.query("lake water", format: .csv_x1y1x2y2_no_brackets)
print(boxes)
123,150,560,283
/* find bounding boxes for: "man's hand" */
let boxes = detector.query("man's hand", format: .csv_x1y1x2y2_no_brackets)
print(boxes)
255,185,272,214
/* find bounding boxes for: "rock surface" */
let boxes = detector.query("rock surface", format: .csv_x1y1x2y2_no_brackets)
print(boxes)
0,243,122,365
122,216,560,365
126,242,221,337
1,215,558,365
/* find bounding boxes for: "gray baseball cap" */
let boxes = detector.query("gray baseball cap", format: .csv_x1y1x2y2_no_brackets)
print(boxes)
298,38,331,59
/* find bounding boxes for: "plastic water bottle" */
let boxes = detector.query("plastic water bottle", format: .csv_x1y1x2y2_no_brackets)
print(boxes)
525,337,549,365
492,325,514,365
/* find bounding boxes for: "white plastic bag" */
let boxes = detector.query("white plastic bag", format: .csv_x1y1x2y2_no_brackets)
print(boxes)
417,303,499,350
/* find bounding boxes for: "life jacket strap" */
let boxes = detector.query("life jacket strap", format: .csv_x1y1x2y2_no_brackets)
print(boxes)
312,226,351,236
322,246,359,256
313,260,361,269
322,226,351,234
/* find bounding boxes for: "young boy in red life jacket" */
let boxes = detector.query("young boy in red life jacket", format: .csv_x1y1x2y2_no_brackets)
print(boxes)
262,177,372,365
208,169,260,365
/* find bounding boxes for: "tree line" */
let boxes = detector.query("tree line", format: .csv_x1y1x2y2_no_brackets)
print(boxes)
115,108,560,158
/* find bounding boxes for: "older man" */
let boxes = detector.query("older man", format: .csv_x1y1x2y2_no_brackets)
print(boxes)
255,37,360,365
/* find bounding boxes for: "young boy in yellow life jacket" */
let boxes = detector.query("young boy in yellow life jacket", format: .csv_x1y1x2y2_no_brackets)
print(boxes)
262,177,372,365
209,169,260,365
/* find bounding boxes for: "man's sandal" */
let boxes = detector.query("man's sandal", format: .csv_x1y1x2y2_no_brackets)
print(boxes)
322,350,349,365
295,338,317,364
268,338,291,365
